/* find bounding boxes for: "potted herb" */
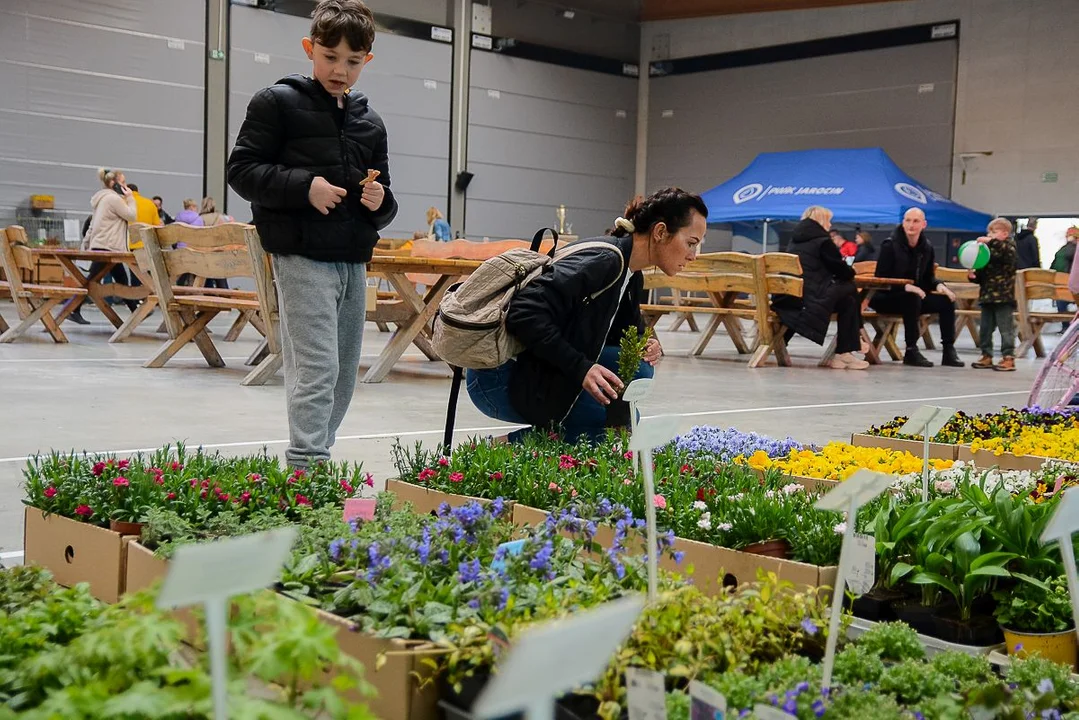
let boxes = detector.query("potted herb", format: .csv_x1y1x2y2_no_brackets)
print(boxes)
995,575,1077,669
608,326,653,428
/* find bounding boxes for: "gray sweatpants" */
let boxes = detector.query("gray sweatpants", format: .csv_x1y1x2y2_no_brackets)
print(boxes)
272,254,367,469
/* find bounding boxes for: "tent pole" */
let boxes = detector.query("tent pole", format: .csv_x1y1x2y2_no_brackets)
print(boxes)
762,219,769,254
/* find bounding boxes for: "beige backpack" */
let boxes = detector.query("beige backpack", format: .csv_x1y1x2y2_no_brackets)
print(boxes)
431,229,625,370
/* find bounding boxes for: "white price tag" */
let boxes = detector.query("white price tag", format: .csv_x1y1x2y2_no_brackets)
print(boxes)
629,415,680,451
622,378,654,402
845,533,875,596
899,405,955,440
689,681,726,719
754,704,791,720
626,668,667,720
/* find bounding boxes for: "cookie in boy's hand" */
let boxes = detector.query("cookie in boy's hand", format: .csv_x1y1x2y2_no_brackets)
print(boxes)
359,169,381,186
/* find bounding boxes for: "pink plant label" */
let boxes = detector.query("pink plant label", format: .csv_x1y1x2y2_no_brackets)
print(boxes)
344,498,376,522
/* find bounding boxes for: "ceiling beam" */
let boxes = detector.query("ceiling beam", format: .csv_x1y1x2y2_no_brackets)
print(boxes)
641,0,900,22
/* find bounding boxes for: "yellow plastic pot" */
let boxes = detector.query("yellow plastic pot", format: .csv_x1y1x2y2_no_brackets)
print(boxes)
1003,627,1078,669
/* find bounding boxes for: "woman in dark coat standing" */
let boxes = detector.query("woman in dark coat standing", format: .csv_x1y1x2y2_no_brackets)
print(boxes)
773,206,868,370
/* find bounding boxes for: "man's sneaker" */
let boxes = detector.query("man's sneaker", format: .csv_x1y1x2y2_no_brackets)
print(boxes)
942,345,965,368
904,348,933,367
68,312,91,326
971,354,995,369
994,356,1016,372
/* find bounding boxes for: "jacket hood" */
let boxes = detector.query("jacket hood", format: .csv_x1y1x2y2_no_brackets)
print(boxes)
277,74,369,109
91,189,112,209
791,218,829,244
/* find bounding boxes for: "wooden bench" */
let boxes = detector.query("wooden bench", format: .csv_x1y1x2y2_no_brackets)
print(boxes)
134,222,282,385
933,266,980,346
0,226,87,343
642,252,803,367
1017,269,1074,358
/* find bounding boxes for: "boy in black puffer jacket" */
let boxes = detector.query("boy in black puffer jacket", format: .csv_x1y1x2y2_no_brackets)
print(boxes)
227,0,398,470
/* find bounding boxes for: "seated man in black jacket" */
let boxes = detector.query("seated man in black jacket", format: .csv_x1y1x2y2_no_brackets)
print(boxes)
870,208,964,368
466,188,706,443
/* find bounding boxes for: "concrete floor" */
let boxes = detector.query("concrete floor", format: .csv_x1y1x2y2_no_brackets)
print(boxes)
0,299,1050,554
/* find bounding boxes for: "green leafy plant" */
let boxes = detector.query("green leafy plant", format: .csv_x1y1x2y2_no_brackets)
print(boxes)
855,621,925,662
878,659,954,705
1004,655,1079,703
617,325,653,389
994,575,1075,633
833,645,885,686
929,651,995,693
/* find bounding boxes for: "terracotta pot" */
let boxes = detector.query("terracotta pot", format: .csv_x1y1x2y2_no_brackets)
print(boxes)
108,519,144,537
741,539,791,559
1003,627,1078,669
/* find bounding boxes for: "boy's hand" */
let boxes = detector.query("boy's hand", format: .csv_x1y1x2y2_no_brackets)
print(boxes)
309,176,347,215
968,271,977,281
976,235,989,244
361,181,385,211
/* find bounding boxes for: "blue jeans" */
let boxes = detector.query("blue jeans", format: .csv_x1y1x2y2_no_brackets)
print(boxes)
466,345,655,444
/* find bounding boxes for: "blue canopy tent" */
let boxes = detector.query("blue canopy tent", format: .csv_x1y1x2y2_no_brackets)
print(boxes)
701,148,992,252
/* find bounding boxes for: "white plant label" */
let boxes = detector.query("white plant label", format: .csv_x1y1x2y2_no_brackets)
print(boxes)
846,533,875,596
899,405,955,440
626,667,668,720
689,680,727,719
622,378,654,402
754,704,791,720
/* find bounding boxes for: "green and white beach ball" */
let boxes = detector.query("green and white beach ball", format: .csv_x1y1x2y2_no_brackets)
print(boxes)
958,241,990,270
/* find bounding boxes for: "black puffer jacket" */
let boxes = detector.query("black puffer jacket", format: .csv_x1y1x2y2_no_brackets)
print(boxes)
772,218,855,345
875,225,941,295
505,236,640,427
227,75,398,263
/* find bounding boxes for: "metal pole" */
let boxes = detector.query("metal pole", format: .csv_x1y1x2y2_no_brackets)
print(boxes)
922,426,931,502
634,30,650,198
762,219,769,254
205,597,230,720
822,497,856,689
641,446,659,602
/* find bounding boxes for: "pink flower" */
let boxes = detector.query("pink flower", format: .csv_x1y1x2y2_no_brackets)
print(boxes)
295,494,311,506
438,457,450,467
558,454,578,470
240,491,251,503
340,479,354,495
571,488,578,498
154,476,165,486
150,467,163,476
75,504,93,517
43,486,57,498
113,476,130,487
624,451,633,460
217,492,230,502
200,490,208,499
201,479,210,489
490,472,503,481
364,473,375,487
548,431,559,441
91,462,106,476
166,492,177,500
118,459,130,469
623,478,634,486
417,468,437,482
248,473,262,483
653,494,667,510
170,461,182,471
548,482,561,493
449,472,464,483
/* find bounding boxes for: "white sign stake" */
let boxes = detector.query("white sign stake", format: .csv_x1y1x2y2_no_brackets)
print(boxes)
899,405,955,501
472,595,646,720
1041,490,1079,643
156,527,298,720
623,378,654,479
630,414,681,602
815,470,896,689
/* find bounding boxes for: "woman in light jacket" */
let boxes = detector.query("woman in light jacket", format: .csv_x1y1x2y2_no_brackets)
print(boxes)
197,197,232,289
73,168,138,321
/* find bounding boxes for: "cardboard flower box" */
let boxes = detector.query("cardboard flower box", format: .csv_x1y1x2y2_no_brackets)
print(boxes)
851,433,959,461
385,479,512,515
22,506,129,603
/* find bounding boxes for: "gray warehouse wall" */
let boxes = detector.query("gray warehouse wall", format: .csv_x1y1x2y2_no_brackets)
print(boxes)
647,40,958,202
227,5,452,238
466,53,637,240
0,0,206,214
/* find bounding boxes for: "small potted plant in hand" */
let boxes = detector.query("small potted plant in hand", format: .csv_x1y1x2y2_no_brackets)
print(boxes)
995,575,1077,669
608,326,653,428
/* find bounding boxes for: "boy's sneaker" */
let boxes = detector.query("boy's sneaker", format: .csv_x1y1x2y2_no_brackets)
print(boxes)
994,356,1016,372
972,354,995,369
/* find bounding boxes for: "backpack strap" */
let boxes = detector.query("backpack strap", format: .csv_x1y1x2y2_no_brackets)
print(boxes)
530,227,559,256
443,365,464,451
554,240,627,303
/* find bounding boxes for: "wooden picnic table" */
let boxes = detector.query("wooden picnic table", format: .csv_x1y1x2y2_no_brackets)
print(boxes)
28,248,152,341
362,255,482,383
642,270,754,356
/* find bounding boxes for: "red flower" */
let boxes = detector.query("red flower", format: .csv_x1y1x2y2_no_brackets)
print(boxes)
696,488,706,501
248,473,262,483
166,492,177,500
154,476,165,486
200,490,208,499
364,473,375,487
295,494,311,506
217,493,230,502
558,454,579,470
449,472,464,483
340,479,354,495
680,464,692,475
240,491,251,503
201,479,210,489
91,462,106,476
118,459,130,469
113,476,130,487
75,504,93,517
624,451,633,460
150,467,163,476
490,472,503,481
548,431,559,441
43,486,57,498
438,457,450,467
190,478,199,488
170,461,183,471
292,469,306,481
417,468,437,482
